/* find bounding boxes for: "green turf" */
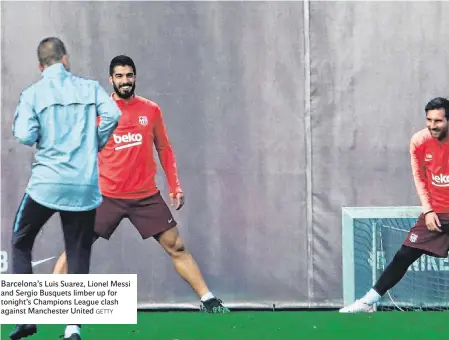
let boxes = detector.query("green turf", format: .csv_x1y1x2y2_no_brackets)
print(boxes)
2,311,449,339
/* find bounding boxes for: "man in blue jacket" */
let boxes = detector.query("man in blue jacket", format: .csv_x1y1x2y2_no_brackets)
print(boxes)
9,37,121,340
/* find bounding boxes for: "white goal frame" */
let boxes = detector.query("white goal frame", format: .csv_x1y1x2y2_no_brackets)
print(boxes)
341,206,422,307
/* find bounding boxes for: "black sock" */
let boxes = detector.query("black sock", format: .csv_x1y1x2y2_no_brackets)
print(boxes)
373,245,424,296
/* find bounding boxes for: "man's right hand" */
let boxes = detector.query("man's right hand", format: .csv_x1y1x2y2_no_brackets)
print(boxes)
425,211,442,232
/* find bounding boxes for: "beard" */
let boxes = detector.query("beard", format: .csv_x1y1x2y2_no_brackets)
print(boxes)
113,82,135,99
429,127,448,141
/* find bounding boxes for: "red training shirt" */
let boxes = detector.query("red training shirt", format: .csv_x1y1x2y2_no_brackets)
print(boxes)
98,94,182,199
410,128,449,214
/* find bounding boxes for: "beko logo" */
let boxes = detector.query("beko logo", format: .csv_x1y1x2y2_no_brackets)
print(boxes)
113,133,143,150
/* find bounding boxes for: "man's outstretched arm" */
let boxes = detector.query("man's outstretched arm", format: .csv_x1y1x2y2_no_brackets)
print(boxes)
410,136,432,213
153,106,184,209
95,82,121,150
12,92,40,147
410,135,441,231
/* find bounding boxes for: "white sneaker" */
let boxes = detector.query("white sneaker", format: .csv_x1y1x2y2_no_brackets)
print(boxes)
339,299,375,313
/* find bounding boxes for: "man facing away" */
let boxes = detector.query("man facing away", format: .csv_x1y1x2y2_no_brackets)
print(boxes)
52,55,230,314
340,97,449,313
9,37,121,339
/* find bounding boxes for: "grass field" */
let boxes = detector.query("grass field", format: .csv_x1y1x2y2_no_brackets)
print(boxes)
2,310,449,339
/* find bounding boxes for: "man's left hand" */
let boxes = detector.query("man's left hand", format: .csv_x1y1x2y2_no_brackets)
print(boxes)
170,192,185,210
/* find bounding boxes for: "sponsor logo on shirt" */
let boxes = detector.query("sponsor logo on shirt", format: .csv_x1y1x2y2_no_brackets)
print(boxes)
431,173,449,187
113,132,143,150
425,154,432,161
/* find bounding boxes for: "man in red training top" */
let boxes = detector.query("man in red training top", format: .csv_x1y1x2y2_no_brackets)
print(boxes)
340,97,449,313
53,55,229,314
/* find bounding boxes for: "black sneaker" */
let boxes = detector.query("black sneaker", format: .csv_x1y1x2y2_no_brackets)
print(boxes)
9,324,37,340
200,298,230,313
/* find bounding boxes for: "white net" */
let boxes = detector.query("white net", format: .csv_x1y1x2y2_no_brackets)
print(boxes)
343,207,449,312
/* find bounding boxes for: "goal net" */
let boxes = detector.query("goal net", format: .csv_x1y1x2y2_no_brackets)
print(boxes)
342,206,449,311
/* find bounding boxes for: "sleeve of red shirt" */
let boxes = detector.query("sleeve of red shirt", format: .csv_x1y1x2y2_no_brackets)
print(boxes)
153,106,183,195
410,134,432,214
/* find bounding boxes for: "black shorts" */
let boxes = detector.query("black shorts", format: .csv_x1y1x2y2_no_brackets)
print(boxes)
11,193,96,274
93,192,177,240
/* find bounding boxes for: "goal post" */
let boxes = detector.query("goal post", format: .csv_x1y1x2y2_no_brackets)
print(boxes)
342,206,449,311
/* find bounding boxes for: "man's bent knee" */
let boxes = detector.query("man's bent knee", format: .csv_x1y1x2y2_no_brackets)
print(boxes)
158,229,187,257
168,237,187,257
173,237,186,252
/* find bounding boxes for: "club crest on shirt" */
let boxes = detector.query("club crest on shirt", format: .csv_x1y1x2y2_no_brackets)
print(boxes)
139,116,148,126
425,154,432,161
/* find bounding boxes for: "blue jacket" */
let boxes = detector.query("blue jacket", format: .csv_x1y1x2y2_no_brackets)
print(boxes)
12,63,121,211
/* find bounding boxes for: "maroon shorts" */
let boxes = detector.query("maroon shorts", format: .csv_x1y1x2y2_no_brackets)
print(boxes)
94,192,177,240
403,213,449,258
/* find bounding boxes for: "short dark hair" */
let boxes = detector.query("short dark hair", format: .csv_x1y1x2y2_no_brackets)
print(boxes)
425,97,449,120
37,37,67,66
109,55,136,76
